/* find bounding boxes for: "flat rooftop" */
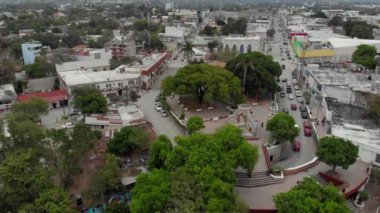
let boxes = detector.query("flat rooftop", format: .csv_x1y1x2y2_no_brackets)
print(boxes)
332,123,380,150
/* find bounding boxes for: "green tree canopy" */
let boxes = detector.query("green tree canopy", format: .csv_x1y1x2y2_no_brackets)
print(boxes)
25,56,55,78
86,154,121,202
274,177,350,213
0,149,53,211
222,18,247,35
186,116,205,134
316,136,358,172
47,123,98,188
310,11,328,19
132,19,149,31
266,112,300,144
352,44,377,70
266,29,275,38
11,97,48,121
226,51,282,98
161,64,244,105
148,135,173,170
344,21,374,39
328,16,344,27
131,124,259,213
20,188,74,213
107,126,149,157
73,87,108,115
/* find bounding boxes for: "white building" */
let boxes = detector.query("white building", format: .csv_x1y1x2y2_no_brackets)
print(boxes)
85,105,145,138
56,59,110,73
221,36,263,53
58,66,141,98
332,123,380,166
0,84,16,114
164,26,190,42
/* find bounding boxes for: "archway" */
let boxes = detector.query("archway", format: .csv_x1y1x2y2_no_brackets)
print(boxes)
247,44,252,52
225,44,229,52
240,44,244,53
232,44,237,53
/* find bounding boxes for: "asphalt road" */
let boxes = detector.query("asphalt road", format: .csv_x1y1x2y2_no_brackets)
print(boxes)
136,52,188,141
268,17,317,168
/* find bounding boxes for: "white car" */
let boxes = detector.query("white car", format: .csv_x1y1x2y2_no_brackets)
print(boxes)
62,122,74,129
295,91,302,97
294,85,300,90
155,105,162,112
288,94,294,100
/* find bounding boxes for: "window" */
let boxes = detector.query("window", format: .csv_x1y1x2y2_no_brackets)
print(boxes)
376,154,380,164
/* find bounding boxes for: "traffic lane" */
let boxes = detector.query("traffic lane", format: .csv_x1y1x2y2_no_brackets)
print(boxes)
137,89,185,141
276,90,317,168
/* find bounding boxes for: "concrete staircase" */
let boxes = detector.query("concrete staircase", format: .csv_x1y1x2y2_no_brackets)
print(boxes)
345,200,361,213
312,174,329,186
235,171,284,188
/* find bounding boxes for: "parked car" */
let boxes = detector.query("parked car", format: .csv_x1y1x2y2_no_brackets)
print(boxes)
294,85,300,90
301,111,308,119
295,91,302,97
288,94,294,100
62,122,74,129
291,104,297,111
286,87,292,94
160,110,168,117
303,121,312,137
280,91,286,97
299,106,307,112
155,95,160,102
282,78,287,83
293,140,301,151
297,97,304,104
282,108,289,114
155,104,162,112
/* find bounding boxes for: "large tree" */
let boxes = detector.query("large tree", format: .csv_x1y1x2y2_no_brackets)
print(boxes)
266,29,275,38
316,136,358,172
148,135,173,170
274,177,350,213
186,116,205,134
20,188,74,213
352,44,377,70
0,149,53,211
131,125,259,213
12,97,48,121
161,64,244,105
221,18,247,35
107,126,149,157
47,124,98,188
226,51,282,99
73,87,108,115
266,112,300,144
344,21,374,39
87,154,121,202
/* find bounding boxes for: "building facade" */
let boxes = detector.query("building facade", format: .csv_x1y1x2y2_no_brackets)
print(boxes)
0,84,16,114
221,36,264,53
21,42,42,65
105,35,136,60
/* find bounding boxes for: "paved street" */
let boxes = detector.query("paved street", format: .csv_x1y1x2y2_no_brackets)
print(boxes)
268,17,317,168
136,52,188,140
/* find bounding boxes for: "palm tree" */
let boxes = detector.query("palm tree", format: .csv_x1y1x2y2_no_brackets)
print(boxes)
180,41,195,63
234,56,255,95
303,91,311,105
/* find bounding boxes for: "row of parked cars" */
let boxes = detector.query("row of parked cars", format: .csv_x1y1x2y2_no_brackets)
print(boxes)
154,93,168,117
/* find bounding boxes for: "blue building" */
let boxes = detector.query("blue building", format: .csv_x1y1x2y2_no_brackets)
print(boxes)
21,41,42,65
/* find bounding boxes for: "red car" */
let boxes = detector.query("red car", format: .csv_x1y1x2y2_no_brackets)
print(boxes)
293,141,301,151
303,121,312,137
291,104,297,111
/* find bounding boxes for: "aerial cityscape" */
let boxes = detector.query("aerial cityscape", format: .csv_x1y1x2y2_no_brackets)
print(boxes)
0,0,380,212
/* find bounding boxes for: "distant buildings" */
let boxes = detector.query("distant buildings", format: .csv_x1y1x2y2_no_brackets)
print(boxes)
0,84,16,114
21,41,42,65
19,29,35,38
55,59,110,73
105,35,137,59
17,90,69,109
